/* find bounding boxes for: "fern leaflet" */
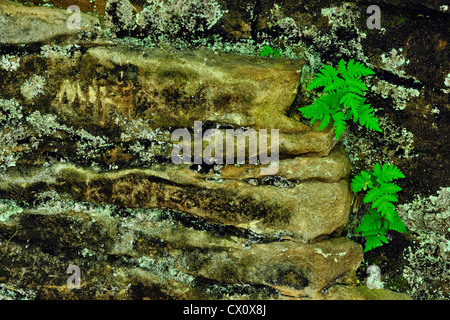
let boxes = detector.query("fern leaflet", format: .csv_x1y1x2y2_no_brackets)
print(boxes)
299,59,381,140
351,163,407,252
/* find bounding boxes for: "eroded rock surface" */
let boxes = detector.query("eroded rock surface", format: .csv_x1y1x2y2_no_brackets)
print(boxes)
0,204,363,299
0,0,413,300
0,0,101,44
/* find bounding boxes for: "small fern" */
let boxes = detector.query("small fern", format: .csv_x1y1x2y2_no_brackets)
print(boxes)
298,59,381,140
351,163,407,252
260,46,280,58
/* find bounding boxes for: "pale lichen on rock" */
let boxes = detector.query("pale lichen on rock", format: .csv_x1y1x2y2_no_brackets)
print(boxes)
0,54,20,72
20,74,47,100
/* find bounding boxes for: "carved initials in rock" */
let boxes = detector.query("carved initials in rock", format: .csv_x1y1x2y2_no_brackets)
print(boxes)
55,80,134,126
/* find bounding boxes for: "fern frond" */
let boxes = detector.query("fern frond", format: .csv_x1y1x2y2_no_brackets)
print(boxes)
345,59,375,78
307,64,338,90
346,86,365,96
332,111,346,140
358,104,382,132
303,59,379,141
306,74,329,90
357,209,389,252
298,104,320,121
356,209,382,233
363,235,388,252
375,163,405,183
340,92,363,121
321,64,339,77
343,76,369,92
365,117,381,132
323,77,346,93
351,170,373,192
377,201,396,219
338,59,347,74
351,175,367,193
353,162,407,252
318,113,331,130
379,182,402,195
346,109,353,121
387,215,407,233
298,95,330,123
371,194,398,208
373,162,382,176
340,92,363,110
364,187,383,203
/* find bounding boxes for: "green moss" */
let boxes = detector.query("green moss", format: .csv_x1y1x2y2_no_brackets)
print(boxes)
384,274,408,292
383,14,408,29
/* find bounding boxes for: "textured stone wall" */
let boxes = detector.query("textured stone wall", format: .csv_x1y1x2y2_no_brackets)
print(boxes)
1,0,446,300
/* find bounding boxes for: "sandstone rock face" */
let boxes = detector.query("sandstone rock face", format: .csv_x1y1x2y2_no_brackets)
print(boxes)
323,285,412,300
0,0,101,44
0,206,363,299
0,0,411,300
0,148,352,242
0,43,336,157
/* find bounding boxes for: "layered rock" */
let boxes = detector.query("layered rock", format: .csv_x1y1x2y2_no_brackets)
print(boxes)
0,0,411,300
0,204,362,299
0,48,336,159
0,0,102,44
0,146,352,242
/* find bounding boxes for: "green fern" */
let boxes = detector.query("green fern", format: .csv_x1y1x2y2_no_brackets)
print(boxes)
356,209,389,252
351,163,407,252
260,46,280,58
299,59,381,140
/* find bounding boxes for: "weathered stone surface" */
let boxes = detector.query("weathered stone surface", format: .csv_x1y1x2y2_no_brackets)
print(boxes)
323,285,412,300
0,0,101,44
0,44,337,158
0,205,362,299
54,45,305,130
0,156,352,242
13,1,109,17
218,144,351,182
0,0,421,300
366,0,449,13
